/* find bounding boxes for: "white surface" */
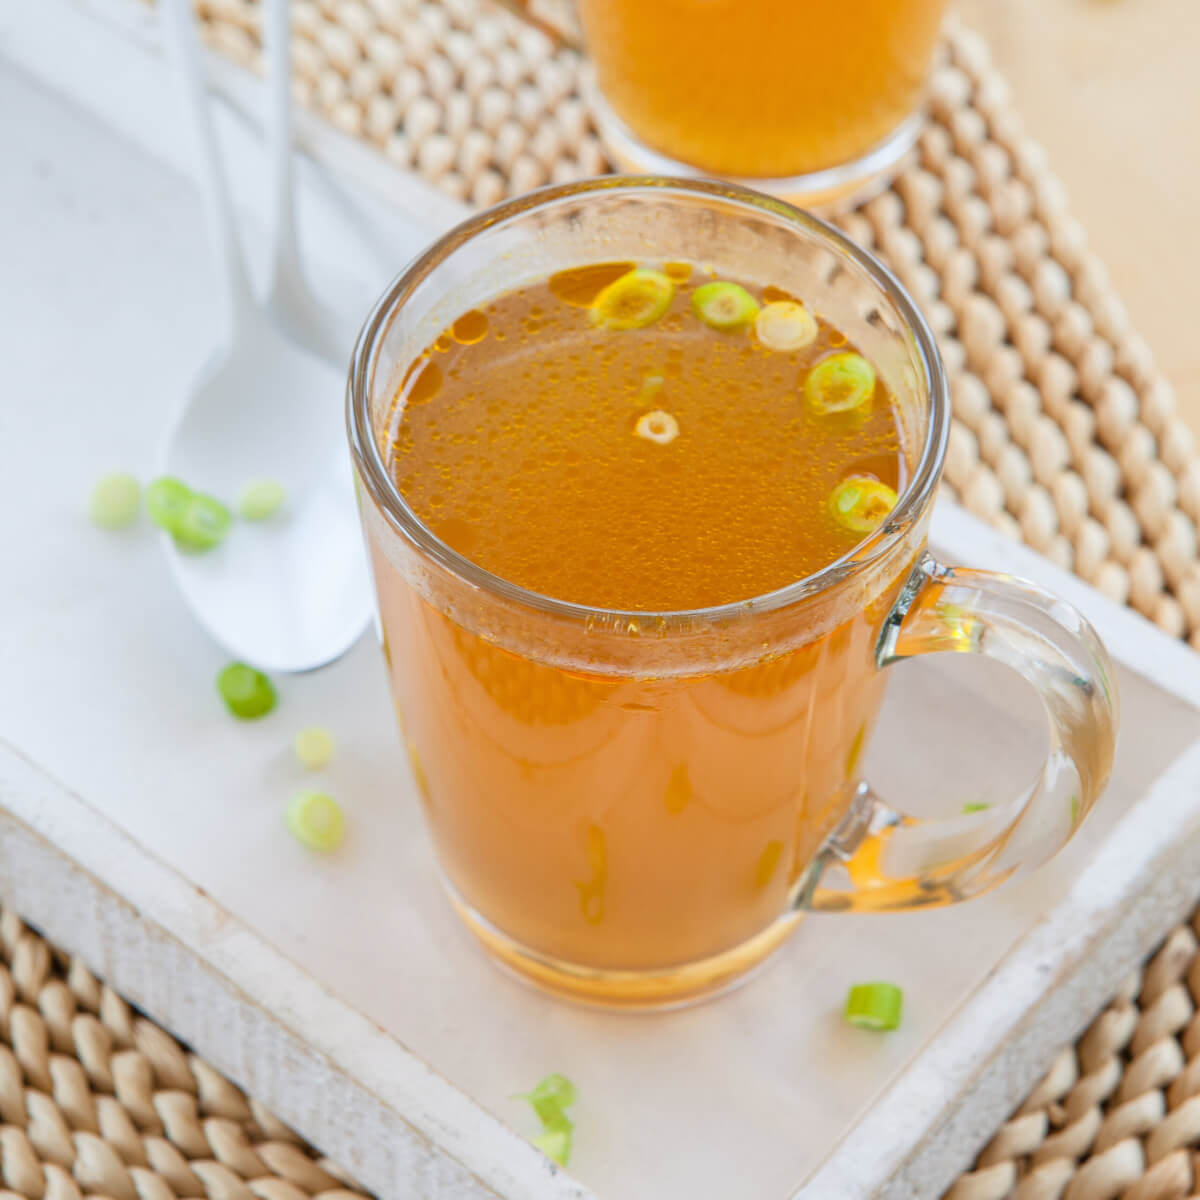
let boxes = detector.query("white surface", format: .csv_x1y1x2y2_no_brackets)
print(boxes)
0,749,589,1200
3,10,1200,1199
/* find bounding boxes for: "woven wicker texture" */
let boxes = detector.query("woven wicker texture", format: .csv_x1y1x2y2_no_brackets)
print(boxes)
946,914,1200,1200
186,0,1200,649
0,907,365,1200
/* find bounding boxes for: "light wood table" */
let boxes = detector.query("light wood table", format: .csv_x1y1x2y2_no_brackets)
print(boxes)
960,0,1200,435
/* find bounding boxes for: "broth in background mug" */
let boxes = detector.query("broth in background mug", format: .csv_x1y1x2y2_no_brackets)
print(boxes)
348,179,1118,1008
499,0,950,205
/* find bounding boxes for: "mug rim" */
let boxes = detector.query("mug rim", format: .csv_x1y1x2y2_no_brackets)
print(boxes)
347,175,950,626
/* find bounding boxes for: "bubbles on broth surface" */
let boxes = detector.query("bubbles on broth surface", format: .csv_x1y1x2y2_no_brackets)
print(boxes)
388,262,907,611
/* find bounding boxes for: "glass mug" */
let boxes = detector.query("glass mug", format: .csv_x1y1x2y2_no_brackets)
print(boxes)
499,0,951,206
348,179,1118,1008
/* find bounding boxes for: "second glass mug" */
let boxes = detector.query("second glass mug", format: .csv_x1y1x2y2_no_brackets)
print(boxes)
348,179,1118,1008
496,0,951,205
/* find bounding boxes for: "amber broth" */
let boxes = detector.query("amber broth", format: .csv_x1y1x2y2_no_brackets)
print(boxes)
389,265,903,610
578,0,949,179
371,263,917,972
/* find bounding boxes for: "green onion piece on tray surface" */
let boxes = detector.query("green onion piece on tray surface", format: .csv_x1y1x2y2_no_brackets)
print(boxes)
294,726,335,769
174,491,232,551
217,662,277,720
514,1073,578,1166
286,790,345,852
90,472,141,530
844,981,904,1031
147,476,233,551
239,478,287,521
146,476,193,533
532,1128,572,1167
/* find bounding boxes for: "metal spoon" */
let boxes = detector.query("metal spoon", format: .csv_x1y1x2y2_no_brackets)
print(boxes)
158,0,371,673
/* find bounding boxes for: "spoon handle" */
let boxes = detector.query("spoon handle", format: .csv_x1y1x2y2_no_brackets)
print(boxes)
160,0,254,335
265,0,305,302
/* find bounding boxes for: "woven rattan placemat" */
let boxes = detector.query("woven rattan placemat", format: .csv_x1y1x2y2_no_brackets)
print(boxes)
948,915,1200,1200
0,907,365,1200
11,3,1199,1197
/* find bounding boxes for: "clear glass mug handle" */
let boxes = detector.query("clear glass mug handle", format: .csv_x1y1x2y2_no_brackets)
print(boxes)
801,554,1119,913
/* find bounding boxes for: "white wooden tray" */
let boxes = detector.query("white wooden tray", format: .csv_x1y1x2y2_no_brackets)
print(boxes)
2,5,1199,1197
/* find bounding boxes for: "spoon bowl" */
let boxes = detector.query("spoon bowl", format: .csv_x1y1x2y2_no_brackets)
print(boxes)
162,308,368,673
159,0,371,672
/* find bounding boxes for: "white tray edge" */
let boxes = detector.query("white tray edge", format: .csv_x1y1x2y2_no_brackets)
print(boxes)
0,740,594,1200
803,737,1200,1198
